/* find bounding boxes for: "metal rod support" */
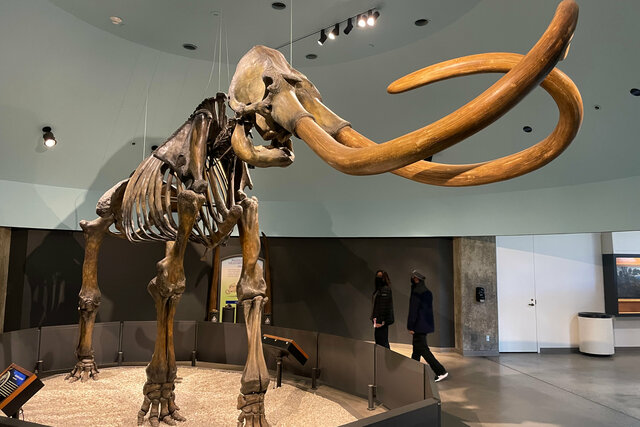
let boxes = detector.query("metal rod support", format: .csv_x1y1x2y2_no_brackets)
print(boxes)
311,367,318,390
367,384,376,410
276,355,283,388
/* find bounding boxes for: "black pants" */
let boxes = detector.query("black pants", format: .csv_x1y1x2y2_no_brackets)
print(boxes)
374,325,390,349
412,333,446,376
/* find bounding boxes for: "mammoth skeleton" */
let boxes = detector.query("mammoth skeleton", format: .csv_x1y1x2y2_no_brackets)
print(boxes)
67,1,582,426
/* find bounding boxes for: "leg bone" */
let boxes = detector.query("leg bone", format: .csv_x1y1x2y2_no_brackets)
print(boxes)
66,216,113,383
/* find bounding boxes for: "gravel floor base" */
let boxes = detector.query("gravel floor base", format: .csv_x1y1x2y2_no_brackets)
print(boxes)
21,366,357,427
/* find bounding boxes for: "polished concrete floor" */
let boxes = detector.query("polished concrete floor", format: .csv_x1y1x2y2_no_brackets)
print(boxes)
391,344,640,427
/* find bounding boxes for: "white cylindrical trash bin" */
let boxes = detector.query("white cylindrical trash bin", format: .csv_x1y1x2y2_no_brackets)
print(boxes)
578,312,614,355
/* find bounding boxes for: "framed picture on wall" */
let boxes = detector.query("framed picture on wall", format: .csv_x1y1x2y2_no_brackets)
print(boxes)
218,256,265,322
603,254,640,316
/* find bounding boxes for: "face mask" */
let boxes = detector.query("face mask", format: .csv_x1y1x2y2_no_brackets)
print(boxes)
375,277,385,286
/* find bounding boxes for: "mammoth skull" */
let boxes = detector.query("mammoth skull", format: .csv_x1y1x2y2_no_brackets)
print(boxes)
229,0,583,187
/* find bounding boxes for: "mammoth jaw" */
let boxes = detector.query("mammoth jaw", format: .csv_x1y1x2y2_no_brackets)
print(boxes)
231,121,294,168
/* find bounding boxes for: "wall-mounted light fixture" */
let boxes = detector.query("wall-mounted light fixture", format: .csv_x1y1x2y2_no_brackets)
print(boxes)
42,126,57,148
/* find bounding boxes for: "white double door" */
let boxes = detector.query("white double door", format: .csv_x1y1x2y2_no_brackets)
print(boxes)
497,235,538,352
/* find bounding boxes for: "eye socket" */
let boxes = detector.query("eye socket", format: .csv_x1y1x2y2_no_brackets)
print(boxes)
262,76,274,99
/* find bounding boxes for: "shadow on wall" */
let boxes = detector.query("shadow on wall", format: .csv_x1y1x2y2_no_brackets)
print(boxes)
23,230,84,328
268,231,454,346
9,139,212,330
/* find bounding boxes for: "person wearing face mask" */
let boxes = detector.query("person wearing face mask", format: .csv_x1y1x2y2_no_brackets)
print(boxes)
371,270,394,349
408,269,448,382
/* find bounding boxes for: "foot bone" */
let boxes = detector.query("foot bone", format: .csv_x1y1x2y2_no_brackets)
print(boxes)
65,358,99,383
237,392,269,427
137,382,186,426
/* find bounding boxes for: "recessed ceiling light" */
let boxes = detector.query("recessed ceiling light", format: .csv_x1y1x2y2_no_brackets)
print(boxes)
271,2,286,10
594,105,601,110
182,43,197,51
631,88,640,96
415,19,429,27
110,16,123,25
523,126,533,133
306,54,317,60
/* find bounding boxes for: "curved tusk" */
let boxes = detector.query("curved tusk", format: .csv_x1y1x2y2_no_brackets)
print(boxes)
339,53,583,186
294,0,580,177
231,122,294,168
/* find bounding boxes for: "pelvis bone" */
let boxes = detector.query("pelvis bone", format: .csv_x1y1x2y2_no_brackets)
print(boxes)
229,0,583,187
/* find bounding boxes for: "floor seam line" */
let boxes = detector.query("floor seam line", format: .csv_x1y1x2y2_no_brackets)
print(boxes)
484,357,640,422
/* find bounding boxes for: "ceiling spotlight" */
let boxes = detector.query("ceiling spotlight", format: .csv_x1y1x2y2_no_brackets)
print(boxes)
305,54,317,60
182,43,197,51
110,16,123,25
415,18,429,27
523,126,533,133
328,23,339,40
357,14,367,28
318,29,327,45
42,126,57,148
631,88,640,96
367,10,379,26
344,17,354,35
271,2,286,10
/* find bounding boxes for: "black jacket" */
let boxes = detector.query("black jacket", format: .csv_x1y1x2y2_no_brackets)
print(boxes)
371,285,394,326
407,280,435,334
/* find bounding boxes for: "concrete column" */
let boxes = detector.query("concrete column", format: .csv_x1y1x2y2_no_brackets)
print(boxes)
600,232,613,254
0,227,10,332
453,236,499,356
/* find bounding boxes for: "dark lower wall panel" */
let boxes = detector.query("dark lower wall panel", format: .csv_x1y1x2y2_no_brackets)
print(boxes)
196,322,247,365
267,237,454,346
375,345,425,410
262,325,317,377
122,321,196,363
0,328,39,372
174,321,197,361
121,321,156,363
317,333,374,398
40,324,78,372
92,322,121,365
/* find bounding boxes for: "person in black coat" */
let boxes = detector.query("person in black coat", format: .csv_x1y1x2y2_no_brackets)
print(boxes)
371,270,394,349
407,269,448,382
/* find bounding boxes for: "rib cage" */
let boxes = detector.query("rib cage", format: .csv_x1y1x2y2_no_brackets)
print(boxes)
120,153,235,247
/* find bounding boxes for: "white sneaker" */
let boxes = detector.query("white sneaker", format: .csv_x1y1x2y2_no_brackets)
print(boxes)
435,372,449,382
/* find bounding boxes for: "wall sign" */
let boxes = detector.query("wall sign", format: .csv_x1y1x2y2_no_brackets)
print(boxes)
219,256,264,322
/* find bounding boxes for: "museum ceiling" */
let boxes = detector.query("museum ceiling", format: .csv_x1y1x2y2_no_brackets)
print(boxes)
0,0,638,202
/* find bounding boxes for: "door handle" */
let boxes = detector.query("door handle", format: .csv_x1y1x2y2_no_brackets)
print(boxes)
528,299,535,306
528,303,535,306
